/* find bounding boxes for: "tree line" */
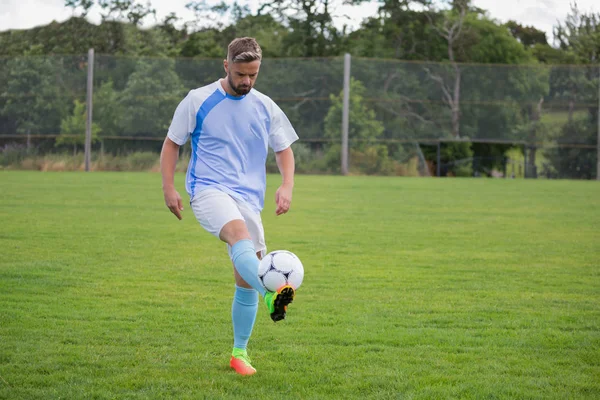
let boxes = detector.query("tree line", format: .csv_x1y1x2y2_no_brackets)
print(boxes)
0,0,598,178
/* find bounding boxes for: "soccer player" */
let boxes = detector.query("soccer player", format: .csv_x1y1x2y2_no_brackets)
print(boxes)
160,37,298,376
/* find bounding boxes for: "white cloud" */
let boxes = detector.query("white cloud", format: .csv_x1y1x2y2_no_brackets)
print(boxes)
0,0,72,30
0,0,597,40
473,0,599,41
0,0,377,31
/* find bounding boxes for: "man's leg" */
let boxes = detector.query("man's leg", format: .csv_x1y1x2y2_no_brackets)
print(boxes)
220,220,265,375
231,253,262,349
221,220,293,374
221,218,295,322
190,190,261,374
228,251,262,376
189,191,293,374
220,220,266,297
191,190,265,296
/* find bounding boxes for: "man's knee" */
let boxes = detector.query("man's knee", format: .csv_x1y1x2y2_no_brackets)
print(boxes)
220,219,251,245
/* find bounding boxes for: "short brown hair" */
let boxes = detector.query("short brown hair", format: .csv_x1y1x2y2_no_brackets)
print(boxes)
227,37,262,63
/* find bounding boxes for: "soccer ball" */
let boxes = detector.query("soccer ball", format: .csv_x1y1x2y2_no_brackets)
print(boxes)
258,250,304,292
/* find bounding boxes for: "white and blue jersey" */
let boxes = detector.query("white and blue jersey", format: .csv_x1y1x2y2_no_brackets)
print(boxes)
167,80,298,213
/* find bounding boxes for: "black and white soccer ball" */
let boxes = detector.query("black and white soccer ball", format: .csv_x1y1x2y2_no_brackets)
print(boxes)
258,250,304,292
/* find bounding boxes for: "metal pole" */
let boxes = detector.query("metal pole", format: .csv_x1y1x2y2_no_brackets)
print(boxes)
341,53,351,176
85,48,94,172
597,66,600,180
523,144,528,179
436,141,441,177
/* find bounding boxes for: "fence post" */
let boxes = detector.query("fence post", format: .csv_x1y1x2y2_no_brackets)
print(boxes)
85,48,94,172
523,144,528,178
531,144,537,178
436,141,441,177
597,66,600,180
341,53,350,176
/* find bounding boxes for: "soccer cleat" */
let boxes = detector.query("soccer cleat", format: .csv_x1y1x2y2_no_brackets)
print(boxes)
230,348,256,376
264,285,295,322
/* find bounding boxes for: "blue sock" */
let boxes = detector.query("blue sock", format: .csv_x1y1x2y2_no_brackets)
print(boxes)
230,239,266,297
232,285,259,350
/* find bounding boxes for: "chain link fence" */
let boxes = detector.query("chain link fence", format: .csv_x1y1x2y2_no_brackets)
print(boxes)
1,54,598,178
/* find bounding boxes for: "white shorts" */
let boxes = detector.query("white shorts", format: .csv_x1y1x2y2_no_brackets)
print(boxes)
190,188,266,258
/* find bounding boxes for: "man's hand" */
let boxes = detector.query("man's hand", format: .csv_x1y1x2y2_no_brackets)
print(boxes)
164,187,184,220
275,183,293,216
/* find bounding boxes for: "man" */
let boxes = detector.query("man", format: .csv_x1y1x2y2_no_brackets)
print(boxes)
160,37,298,376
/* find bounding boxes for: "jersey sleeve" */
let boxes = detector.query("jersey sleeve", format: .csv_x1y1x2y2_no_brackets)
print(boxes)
167,91,197,146
268,101,299,152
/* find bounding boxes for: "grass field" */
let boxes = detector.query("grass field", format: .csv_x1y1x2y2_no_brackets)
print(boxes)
1,171,599,399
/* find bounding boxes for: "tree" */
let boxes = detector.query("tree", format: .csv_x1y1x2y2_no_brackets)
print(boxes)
0,16,179,57
93,79,122,137
512,67,550,178
325,78,385,147
155,13,187,52
0,49,70,145
348,4,539,172
531,43,574,64
184,0,237,31
119,58,185,136
65,0,156,25
65,0,94,17
179,29,226,58
549,3,600,178
554,3,600,64
505,21,548,47
324,78,390,173
552,3,599,119
257,0,345,56
361,0,442,60
547,118,597,179
425,0,468,137
56,100,101,155
117,23,175,56
221,14,289,58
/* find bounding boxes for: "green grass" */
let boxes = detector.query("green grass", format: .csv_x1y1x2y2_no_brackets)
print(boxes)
1,171,599,399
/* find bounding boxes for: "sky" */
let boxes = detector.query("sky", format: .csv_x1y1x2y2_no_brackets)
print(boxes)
0,0,598,44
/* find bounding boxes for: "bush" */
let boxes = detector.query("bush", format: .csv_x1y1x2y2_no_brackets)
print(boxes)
547,118,597,179
266,142,326,174
324,144,341,174
350,145,396,175
16,153,84,171
0,144,32,167
126,152,160,171
95,154,129,171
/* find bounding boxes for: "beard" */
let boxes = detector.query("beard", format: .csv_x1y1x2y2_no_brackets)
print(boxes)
228,75,252,95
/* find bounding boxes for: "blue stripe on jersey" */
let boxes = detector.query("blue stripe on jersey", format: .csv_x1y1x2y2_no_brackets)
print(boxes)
189,89,226,199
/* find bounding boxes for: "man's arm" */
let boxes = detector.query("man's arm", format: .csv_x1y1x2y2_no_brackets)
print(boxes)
160,137,184,220
274,146,295,216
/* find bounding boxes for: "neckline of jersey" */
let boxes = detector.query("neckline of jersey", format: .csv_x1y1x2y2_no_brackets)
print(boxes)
217,79,248,101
